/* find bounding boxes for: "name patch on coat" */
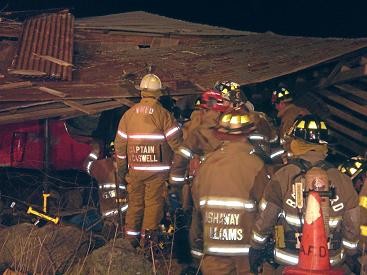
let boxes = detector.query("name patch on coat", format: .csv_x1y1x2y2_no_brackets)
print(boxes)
128,144,161,163
204,211,243,241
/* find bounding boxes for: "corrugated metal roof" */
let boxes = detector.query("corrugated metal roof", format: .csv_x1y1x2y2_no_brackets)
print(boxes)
8,11,74,80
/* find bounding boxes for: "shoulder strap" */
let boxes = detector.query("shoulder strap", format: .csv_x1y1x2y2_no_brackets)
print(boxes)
287,158,313,173
313,160,334,170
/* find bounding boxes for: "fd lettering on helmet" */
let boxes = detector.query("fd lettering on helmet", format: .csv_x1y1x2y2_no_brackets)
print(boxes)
205,211,243,241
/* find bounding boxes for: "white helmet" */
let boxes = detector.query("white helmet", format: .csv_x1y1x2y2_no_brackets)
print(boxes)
138,74,162,91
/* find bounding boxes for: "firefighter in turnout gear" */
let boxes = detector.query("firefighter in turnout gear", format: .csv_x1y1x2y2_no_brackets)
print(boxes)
249,114,360,274
190,108,269,274
339,156,367,273
114,74,183,245
169,89,230,195
272,87,309,141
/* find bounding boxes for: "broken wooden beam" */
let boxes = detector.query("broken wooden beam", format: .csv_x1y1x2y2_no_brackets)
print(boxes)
0,100,122,125
38,86,67,98
63,100,94,115
334,83,367,101
314,89,367,116
326,118,367,145
325,64,367,86
0,81,33,90
326,104,367,131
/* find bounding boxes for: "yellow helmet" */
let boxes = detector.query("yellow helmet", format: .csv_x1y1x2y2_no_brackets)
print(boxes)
137,74,162,97
217,108,256,135
338,156,366,180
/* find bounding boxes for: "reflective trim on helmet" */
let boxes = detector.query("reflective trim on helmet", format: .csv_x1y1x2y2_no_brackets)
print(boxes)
126,230,141,236
361,225,367,236
178,147,193,159
131,165,171,171
342,239,358,249
259,199,267,211
118,130,128,139
199,198,256,210
116,154,126,160
165,126,180,138
270,149,285,159
191,249,204,258
360,196,367,209
206,245,250,255
252,231,267,243
170,176,186,182
129,134,165,140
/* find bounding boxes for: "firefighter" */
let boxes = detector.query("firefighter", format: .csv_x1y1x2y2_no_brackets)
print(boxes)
114,73,182,247
339,156,367,272
249,114,360,274
189,108,269,274
215,80,278,155
169,89,230,189
272,86,309,141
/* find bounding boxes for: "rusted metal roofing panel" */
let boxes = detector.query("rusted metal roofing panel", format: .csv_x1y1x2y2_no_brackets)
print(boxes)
8,11,74,80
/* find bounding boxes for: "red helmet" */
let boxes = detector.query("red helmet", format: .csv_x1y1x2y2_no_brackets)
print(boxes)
197,90,229,112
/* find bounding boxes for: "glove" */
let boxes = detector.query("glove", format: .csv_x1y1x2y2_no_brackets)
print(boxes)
249,247,267,274
167,184,183,214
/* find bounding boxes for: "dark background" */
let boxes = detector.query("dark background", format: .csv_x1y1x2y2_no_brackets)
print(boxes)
2,0,367,38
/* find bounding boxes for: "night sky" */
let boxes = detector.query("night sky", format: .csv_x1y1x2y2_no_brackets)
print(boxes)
2,0,367,38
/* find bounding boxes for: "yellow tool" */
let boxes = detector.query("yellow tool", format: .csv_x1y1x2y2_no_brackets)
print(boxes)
42,193,50,213
27,206,59,224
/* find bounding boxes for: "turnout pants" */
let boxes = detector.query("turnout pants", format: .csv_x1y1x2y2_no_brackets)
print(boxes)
125,172,167,236
202,255,250,275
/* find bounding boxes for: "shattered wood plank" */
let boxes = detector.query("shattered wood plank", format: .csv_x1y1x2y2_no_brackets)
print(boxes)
0,101,55,113
32,53,73,67
0,81,33,90
319,60,345,88
315,89,367,116
38,86,67,98
328,64,367,86
0,100,121,125
7,69,47,77
63,100,93,114
334,83,367,101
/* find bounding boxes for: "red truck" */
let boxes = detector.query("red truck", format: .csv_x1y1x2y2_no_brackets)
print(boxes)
0,106,129,226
